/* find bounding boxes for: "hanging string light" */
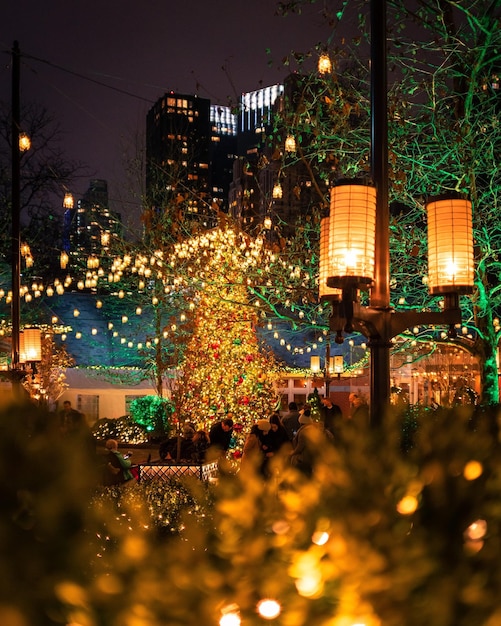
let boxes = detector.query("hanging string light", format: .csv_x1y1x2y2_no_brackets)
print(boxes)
318,52,332,75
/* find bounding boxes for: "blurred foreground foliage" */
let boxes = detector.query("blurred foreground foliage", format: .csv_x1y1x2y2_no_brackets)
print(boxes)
1,398,501,626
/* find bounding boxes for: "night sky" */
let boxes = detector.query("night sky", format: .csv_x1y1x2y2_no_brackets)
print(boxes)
1,0,334,234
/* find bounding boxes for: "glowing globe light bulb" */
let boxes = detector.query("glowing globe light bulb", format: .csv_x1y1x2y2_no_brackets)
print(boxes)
256,598,281,620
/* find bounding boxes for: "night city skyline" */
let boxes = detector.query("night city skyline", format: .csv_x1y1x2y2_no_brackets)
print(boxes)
1,0,335,234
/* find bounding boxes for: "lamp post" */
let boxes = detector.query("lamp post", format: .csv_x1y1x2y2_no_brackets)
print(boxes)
10,41,41,396
320,1,474,426
11,40,21,376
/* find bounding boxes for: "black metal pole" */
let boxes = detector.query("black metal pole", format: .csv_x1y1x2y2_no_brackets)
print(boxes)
369,0,391,426
11,41,21,377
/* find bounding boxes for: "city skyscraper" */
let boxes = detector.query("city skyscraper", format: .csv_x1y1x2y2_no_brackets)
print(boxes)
63,179,122,257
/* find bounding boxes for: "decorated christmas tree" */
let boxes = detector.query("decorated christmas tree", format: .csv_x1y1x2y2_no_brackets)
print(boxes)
173,229,280,453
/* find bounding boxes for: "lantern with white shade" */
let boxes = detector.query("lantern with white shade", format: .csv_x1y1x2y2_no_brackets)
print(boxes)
327,182,377,288
426,196,474,294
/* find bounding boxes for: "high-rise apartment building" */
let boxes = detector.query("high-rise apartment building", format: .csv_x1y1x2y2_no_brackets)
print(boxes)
146,93,237,234
63,179,122,257
146,79,325,240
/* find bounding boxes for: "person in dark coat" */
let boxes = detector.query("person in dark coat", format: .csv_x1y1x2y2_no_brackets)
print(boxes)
208,418,234,459
320,396,343,440
159,425,196,462
281,402,300,440
267,413,291,455
59,400,84,436
192,429,210,463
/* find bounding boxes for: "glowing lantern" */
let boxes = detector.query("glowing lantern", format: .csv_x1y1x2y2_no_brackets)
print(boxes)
87,254,99,269
310,356,321,373
426,196,474,294
284,135,296,153
272,182,283,199
19,327,41,362
19,132,31,151
333,355,344,373
327,183,376,287
319,217,342,301
318,53,332,75
62,192,74,209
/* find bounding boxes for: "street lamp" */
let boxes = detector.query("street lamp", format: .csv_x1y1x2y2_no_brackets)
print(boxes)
319,2,474,425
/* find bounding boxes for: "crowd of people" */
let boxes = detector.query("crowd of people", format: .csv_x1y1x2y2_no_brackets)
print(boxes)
59,391,369,487
238,392,369,478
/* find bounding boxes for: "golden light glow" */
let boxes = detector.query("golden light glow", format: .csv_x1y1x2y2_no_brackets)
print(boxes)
396,495,418,515
312,531,329,546
284,135,296,152
327,184,377,287
426,197,474,294
464,460,483,480
272,182,283,199
62,192,74,209
87,255,99,269
60,251,69,269
256,599,281,619
220,604,241,626
19,132,31,151
318,53,332,75
465,519,487,541
310,356,320,374
319,217,342,300
20,327,42,362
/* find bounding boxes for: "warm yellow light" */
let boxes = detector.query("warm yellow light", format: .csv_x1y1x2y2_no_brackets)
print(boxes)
19,132,31,151
318,53,332,75
312,531,329,545
263,216,272,229
256,598,281,619
396,495,418,515
219,605,241,626
62,192,74,209
21,327,42,362
310,356,321,373
464,460,483,480
333,355,344,373
87,255,99,269
426,196,474,293
327,184,376,287
465,519,487,541
284,135,296,153
272,182,283,199
60,251,69,269
319,217,342,300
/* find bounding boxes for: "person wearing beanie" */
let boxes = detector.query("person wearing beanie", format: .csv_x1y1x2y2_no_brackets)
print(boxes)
257,419,271,432
281,401,300,440
290,407,316,476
